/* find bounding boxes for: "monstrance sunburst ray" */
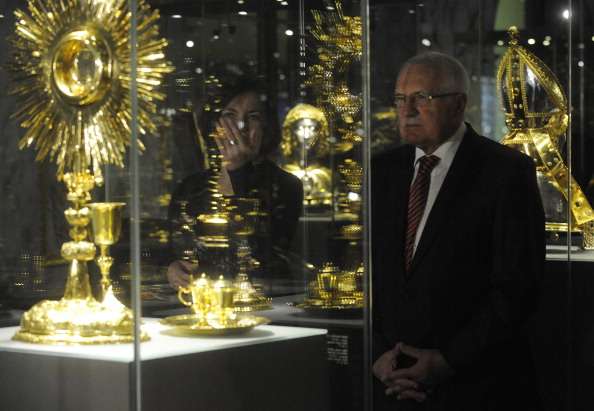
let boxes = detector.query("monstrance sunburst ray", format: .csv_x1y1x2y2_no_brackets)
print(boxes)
8,0,174,179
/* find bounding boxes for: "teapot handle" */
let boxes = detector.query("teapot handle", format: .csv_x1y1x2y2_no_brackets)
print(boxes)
178,287,192,306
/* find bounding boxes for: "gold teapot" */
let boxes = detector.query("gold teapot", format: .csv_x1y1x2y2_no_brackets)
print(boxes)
178,274,236,326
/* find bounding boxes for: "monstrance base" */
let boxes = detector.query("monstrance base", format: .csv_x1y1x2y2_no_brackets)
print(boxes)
13,298,149,345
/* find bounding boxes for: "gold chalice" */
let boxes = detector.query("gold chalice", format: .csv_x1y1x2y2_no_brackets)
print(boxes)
88,202,126,306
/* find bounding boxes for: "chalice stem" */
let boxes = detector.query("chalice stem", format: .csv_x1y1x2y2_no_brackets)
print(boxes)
96,246,114,298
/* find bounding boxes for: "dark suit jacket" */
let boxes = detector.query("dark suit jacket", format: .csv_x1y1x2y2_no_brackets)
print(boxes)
371,124,545,410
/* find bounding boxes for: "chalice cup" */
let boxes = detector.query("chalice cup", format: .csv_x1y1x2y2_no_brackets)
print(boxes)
89,202,126,303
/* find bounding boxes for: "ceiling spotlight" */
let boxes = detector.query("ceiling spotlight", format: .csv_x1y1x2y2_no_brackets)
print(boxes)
212,29,220,40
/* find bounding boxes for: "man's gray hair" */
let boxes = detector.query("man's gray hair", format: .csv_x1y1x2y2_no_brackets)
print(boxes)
402,51,470,94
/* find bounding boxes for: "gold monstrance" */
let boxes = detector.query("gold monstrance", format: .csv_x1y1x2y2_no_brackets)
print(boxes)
8,0,173,344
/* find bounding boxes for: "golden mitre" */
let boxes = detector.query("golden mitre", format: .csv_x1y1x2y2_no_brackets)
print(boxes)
497,26,594,236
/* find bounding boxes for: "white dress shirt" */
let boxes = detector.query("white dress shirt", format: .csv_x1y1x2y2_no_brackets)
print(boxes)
410,122,466,255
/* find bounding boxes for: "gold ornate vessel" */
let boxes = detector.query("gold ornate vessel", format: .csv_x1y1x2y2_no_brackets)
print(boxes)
293,262,364,313
497,26,594,248
9,0,173,344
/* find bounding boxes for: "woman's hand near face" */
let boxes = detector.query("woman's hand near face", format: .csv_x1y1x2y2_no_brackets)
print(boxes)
214,117,258,170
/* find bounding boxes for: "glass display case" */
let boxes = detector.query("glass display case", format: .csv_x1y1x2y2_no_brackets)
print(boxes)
0,0,592,410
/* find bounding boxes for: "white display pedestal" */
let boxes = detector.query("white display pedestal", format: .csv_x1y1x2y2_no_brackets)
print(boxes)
0,318,329,411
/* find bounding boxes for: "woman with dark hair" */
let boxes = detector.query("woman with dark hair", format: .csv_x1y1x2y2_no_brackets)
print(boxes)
166,77,304,291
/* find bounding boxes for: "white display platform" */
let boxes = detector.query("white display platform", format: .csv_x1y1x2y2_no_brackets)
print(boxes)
0,318,329,411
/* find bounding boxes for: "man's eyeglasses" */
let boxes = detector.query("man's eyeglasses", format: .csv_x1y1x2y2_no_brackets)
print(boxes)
390,92,459,109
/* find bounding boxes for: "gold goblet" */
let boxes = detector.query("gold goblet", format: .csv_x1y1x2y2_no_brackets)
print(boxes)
88,202,126,305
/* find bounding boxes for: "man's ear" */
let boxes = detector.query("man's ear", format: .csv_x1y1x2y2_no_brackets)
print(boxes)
454,93,468,117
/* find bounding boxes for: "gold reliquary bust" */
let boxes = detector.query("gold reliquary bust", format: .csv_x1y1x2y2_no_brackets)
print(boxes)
497,26,594,248
281,104,332,206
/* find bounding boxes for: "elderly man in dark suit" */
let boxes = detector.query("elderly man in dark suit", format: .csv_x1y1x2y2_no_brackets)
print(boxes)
371,51,545,410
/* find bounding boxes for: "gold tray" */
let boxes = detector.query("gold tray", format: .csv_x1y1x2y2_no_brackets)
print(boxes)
287,301,363,317
160,314,270,335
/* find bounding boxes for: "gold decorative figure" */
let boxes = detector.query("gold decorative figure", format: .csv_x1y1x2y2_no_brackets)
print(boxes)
281,104,333,206
497,26,594,248
9,0,173,344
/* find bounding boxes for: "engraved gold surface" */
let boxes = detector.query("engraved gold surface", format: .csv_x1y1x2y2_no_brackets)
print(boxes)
497,26,594,243
13,299,148,344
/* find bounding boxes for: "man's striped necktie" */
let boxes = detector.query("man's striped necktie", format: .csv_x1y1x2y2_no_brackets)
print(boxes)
404,155,440,271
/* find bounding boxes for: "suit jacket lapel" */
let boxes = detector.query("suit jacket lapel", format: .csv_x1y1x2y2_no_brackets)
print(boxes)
392,146,416,261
